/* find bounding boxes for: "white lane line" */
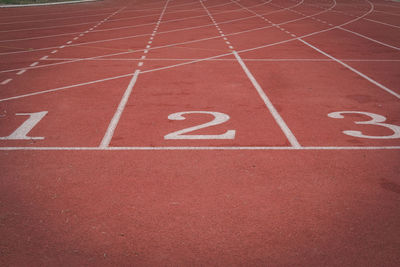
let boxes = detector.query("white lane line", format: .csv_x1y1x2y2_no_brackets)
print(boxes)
30,62,39,67
339,26,400,51
17,69,26,75
233,51,301,148
44,58,400,62
67,41,72,44
0,1,373,101
59,45,65,49
299,39,400,99
293,4,400,51
0,72,134,102
1,79,12,85
0,0,270,37
40,56,48,60
1,146,398,151
100,70,140,148
99,1,169,147
73,37,79,40
141,55,146,60
0,0,298,55
51,50,58,53
365,18,400,29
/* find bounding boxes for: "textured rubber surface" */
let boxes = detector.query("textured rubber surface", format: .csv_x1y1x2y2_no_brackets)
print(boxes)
0,0,399,265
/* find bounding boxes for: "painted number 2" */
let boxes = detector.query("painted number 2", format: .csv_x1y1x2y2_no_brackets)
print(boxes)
0,111,48,140
164,111,236,140
328,111,400,139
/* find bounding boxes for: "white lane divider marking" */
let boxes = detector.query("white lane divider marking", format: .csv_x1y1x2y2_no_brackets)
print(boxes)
233,51,301,148
200,0,235,50
299,39,400,99
100,70,140,148
0,146,399,151
1,79,12,85
201,0,300,147
100,1,170,147
1,7,127,87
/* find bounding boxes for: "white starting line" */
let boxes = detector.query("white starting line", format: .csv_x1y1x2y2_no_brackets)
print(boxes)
0,146,399,151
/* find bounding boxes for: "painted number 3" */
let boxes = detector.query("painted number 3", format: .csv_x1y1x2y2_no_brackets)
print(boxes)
328,111,400,139
164,111,236,140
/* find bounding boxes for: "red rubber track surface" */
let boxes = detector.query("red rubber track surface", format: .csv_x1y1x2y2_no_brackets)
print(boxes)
0,0,399,265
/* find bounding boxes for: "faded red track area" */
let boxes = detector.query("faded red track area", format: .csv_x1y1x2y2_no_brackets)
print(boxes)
1,0,399,265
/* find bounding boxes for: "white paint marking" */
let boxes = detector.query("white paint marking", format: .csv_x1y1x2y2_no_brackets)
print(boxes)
59,45,65,49
328,111,400,139
73,37,79,40
0,111,47,140
340,26,400,51
146,45,151,48
67,41,72,44
164,111,235,140
144,50,148,53
148,41,152,44
141,55,146,60
30,62,39,67
79,34,84,37
299,39,400,99
1,146,398,151
100,70,140,148
229,46,234,49
40,56,48,60
51,50,58,54
233,51,301,148
17,69,26,75
1,79,12,85
138,62,144,67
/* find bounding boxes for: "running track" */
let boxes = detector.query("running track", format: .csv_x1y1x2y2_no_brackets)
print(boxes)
0,0,399,265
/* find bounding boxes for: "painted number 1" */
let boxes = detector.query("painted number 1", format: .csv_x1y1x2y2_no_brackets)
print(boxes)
328,111,400,139
164,111,236,140
0,111,48,140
